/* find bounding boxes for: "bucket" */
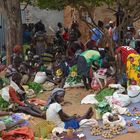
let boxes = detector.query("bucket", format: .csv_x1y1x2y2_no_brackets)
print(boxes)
34,72,47,84
127,85,140,103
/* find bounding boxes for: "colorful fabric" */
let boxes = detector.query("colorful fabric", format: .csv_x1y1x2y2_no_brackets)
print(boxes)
9,85,25,106
2,126,34,140
64,119,80,129
80,50,100,66
116,46,138,64
127,53,140,85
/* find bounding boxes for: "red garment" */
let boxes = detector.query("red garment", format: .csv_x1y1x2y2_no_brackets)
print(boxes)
116,46,138,64
63,32,69,41
2,126,34,140
9,86,25,106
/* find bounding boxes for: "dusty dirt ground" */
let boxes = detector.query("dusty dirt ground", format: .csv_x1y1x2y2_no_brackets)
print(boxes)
36,87,140,140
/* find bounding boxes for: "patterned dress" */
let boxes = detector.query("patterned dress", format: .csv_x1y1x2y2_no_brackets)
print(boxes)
127,53,140,85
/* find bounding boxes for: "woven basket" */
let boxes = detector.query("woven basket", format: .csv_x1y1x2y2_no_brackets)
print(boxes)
32,121,55,138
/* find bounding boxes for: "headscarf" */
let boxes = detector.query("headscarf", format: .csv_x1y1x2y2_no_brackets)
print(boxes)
47,88,65,107
13,45,22,54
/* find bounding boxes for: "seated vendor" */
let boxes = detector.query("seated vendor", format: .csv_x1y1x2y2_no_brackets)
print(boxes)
5,56,22,80
52,53,69,87
9,73,45,118
0,111,24,132
46,88,93,129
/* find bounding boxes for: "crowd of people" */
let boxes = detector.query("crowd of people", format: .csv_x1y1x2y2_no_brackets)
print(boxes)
0,19,140,139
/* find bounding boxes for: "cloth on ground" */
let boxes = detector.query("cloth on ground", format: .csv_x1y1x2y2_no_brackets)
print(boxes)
81,94,98,104
2,126,34,140
28,98,46,106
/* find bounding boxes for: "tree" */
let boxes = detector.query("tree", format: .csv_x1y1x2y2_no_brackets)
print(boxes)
107,0,140,42
0,0,22,65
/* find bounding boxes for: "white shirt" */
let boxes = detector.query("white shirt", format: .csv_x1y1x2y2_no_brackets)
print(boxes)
46,102,64,127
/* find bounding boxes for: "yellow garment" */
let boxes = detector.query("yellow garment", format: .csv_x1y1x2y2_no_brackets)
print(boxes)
127,54,140,85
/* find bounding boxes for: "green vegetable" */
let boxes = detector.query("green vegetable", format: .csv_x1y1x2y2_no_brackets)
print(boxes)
94,100,112,116
95,87,115,102
0,96,9,109
28,82,42,93
66,65,82,85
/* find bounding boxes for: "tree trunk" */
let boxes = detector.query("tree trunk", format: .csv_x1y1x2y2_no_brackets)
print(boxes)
0,0,22,65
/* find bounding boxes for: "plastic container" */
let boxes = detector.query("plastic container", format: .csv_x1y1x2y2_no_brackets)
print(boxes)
127,85,140,103
34,72,47,84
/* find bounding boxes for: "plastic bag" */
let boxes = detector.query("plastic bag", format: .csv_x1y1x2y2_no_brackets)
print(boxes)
1,86,10,102
112,92,131,107
102,112,126,127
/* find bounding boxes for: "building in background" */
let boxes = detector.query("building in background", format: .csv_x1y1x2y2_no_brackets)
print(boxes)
0,13,5,53
21,4,64,35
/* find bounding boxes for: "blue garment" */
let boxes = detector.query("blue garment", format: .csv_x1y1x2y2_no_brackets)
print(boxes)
64,119,80,129
91,28,103,41
23,31,31,44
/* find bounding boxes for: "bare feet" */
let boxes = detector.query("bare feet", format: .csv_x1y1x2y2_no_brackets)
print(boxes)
85,107,94,119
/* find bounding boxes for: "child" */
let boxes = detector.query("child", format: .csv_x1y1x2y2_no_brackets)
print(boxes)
46,88,93,129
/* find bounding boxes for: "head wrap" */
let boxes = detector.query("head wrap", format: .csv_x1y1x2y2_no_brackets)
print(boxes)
47,88,65,107
13,45,22,54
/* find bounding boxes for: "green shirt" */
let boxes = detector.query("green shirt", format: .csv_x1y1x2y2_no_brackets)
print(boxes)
80,50,100,66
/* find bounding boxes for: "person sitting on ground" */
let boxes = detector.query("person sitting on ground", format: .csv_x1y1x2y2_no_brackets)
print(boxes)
115,45,138,85
9,73,45,118
77,46,101,89
5,56,22,81
46,88,93,129
0,110,25,133
52,53,69,87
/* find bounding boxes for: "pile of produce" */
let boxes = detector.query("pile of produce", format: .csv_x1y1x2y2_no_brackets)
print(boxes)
91,123,125,139
66,65,82,85
94,101,112,116
28,82,42,94
95,87,115,102
0,95,9,109
108,114,119,122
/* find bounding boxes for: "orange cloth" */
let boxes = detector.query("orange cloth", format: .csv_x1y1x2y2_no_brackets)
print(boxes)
2,126,34,140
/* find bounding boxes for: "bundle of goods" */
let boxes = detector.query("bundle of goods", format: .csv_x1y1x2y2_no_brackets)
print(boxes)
127,85,140,103
95,87,115,102
64,65,84,88
42,81,55,91
28,82,42,94
91,68,115,91
102,112,126,127
34,72,47,84
94,101,112,119
0,95,9,110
